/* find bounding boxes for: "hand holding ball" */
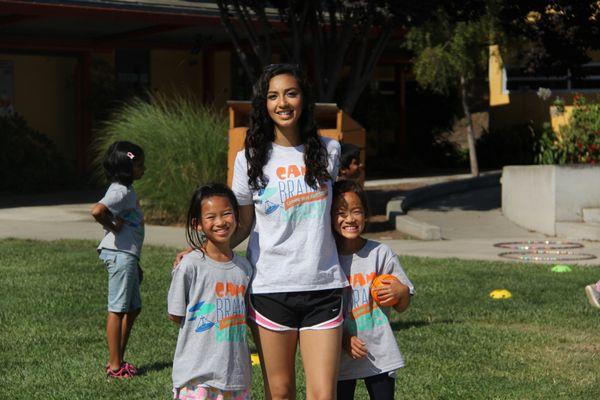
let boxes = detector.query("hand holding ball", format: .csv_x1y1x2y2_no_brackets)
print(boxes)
370,274,400,306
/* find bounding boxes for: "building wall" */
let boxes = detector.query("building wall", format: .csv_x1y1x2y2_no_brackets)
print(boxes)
490,91,554,131
0,49,222,162
212,50,231,109
0,53,77,159
150,49,203,100
489,49,600,131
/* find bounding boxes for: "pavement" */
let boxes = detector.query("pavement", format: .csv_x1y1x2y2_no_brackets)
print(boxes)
2,178,600,266
389,185,600,265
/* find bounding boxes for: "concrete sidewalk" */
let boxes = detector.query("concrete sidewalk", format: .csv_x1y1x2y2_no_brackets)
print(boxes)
1,184,600,265
0,203,190,249
389,186,600,265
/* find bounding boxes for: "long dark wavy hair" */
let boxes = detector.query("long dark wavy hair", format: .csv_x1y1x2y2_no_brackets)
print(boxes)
245,63,330,190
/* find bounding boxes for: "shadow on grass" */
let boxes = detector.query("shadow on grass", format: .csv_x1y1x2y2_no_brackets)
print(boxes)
390,319,460,331
136,361,172,376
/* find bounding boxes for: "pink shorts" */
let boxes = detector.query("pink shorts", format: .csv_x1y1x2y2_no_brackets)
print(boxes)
173,383,249,400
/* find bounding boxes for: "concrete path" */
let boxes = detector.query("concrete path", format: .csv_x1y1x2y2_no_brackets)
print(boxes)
385,186,600,266
1,185,600,265
0,203,190,249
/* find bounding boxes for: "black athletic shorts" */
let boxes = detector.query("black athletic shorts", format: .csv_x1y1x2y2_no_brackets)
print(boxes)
249,288,344,331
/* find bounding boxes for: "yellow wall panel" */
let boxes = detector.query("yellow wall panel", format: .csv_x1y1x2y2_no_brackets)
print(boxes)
0,53,77,159
150,49,203,100
213,51,231,109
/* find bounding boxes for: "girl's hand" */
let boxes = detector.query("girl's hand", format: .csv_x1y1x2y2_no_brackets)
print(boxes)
173,247,193,268
375,278,410,309
343,335,368,359
112,217,125,233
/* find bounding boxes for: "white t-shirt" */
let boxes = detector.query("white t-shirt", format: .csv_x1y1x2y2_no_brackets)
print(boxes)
231,137,349,294
337,240,415,380
97,182,144,258
168,251,253,390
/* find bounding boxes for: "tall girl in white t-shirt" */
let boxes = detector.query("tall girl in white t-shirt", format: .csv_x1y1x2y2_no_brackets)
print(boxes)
230,64,349,399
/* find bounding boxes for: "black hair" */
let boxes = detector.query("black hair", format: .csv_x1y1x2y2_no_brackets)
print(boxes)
245,63,330,190
102,141,144,186
332,179,370,219
185,183,240,252
340,143,361,169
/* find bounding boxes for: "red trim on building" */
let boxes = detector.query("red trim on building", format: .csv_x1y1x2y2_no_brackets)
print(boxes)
0,0,221,25
75,52,92,174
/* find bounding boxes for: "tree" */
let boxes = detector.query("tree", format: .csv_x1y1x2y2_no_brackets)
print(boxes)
499,1,600,77
404,5,492,176
403,1,600,176
212,0,407,114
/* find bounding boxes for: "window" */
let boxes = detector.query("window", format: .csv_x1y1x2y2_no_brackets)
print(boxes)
507,62,600,91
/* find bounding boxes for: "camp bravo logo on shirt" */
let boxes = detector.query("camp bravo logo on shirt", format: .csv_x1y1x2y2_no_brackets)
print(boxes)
345,272,388,335
187,281,247,343
257,163,328,221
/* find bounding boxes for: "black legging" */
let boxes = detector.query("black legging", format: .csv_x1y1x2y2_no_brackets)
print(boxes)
337,372,395,400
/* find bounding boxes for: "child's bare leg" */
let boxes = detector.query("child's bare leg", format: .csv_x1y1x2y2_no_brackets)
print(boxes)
106,312,124,370
120,308,141,359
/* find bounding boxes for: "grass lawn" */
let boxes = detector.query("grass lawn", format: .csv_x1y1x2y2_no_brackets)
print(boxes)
1,238,599,399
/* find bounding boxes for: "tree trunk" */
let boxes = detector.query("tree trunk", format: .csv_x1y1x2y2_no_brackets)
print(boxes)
460,75,479,176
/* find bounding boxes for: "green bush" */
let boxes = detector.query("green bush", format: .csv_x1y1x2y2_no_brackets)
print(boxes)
92,93,228,224
536,95,600,164
534,123,562,164
0,113,74,192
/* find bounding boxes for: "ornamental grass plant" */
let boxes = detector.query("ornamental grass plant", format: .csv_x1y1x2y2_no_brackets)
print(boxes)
92,93,228,224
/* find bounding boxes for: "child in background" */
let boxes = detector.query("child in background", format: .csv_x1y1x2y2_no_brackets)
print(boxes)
585,281,600,309
338,143,363,181
91,141,146,379
332,180,414,400
168,183,253,400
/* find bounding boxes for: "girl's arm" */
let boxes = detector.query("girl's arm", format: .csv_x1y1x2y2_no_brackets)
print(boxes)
230,204,255,248
91,203,123,233
392,282,411,313
168,314,183,324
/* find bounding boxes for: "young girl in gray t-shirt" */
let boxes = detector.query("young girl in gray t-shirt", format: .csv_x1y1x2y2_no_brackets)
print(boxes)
168,184,253,400
92,141,146,379
331,180,415,400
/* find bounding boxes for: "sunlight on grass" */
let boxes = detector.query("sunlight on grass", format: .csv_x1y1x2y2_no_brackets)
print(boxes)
1,240,599,399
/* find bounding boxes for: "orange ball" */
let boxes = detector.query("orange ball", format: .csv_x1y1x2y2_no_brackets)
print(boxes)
370,274,400,306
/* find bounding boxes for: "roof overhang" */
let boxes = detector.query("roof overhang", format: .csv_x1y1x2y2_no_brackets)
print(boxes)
0,0,228,53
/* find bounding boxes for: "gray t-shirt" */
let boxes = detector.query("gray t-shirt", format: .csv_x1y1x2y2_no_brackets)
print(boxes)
97,182,144,258
338,240,415,380
168,251,253,390
231,137,348,294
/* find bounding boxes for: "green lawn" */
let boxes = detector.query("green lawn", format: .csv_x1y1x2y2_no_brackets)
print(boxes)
1,239,599,399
